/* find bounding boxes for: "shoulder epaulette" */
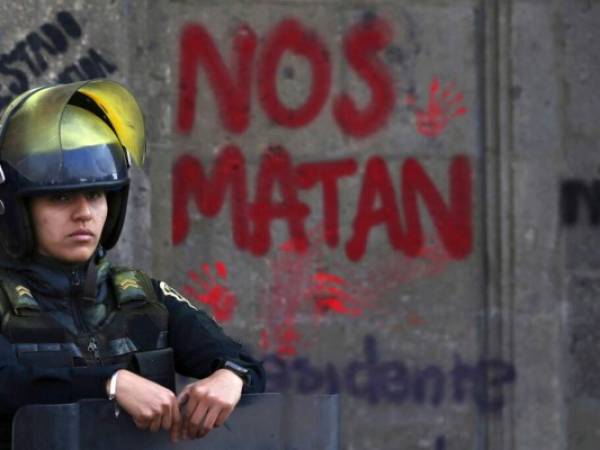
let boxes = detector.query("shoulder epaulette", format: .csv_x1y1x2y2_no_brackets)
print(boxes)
111,266,158,307
0,278,41,316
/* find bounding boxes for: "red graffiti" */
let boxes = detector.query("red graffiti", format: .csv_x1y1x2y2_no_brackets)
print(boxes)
346,155,472,261
182,261,238,322
249,147,310,254
177,23,257,134
258,18,331,128
366,240,450,297
258,230,454,356
177,16,396,138
296,159,358,248
172,145,249,249
257,233,319,356
311,272,363,317
406,76,468,138
332,17,395,138
260,325,302,357
336,237,452,312
258,229,363,356
172,146,473,262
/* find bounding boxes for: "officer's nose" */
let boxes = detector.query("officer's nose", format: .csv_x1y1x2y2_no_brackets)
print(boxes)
72,194,93,222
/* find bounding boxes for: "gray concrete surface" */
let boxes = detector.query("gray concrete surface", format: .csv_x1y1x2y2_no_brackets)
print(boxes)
0,1,597,449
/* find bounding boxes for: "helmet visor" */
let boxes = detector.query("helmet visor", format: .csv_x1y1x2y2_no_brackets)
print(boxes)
0,80,145,185
78,80,145,166
16,143,128,194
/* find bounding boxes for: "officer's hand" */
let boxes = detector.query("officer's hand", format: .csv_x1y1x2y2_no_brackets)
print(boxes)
112,369,182,442
176,368,243,439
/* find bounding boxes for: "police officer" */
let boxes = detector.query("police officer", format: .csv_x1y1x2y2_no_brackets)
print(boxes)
0,80,265,449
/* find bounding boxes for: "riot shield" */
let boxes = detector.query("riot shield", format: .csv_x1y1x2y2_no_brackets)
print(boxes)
12,393,339,450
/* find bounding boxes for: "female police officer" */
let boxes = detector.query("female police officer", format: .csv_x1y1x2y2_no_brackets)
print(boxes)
0,80,265,448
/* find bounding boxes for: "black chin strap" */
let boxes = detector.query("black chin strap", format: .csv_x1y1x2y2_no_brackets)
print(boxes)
82,249,103,302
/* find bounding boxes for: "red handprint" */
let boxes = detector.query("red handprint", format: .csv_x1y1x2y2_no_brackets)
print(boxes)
406,76,468,138
310,272,363,317
182,261,237,322
260,324,302,357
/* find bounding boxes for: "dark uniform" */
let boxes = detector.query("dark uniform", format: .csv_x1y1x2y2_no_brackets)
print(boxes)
0,252,265,448
0,80,265,449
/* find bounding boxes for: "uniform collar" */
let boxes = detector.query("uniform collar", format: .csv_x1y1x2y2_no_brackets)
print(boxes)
0,251,110,300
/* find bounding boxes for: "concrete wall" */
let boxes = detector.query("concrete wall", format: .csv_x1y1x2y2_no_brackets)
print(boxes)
1,1,597,449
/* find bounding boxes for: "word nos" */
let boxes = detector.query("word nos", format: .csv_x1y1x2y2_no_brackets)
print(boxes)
264,334,516,414
0,10,117,109
177,16,467,139
172,146,472,262
561,179,600,226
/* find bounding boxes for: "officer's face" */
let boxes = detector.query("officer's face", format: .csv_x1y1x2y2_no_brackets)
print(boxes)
29,191,108,264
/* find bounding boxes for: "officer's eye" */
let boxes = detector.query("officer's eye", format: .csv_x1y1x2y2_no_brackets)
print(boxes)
85,191,106,201
48,193,71,203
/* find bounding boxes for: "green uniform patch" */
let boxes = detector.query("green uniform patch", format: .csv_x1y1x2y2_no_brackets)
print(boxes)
113,270,146,304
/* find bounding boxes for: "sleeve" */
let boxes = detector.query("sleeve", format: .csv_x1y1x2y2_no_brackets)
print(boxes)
0,334,119,415
152,279,266,394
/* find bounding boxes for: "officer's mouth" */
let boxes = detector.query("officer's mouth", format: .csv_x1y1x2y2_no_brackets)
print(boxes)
67,230,96,242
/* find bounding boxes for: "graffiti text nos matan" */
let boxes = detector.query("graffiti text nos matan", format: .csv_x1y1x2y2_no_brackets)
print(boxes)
172,16,473,263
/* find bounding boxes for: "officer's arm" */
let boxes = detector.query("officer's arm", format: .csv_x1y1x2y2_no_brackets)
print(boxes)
152,280,266,394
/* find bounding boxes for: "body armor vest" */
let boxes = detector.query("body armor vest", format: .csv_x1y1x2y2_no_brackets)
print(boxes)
0,267,173,388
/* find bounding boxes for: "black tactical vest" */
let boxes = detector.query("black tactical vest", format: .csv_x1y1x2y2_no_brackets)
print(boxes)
0,267,174,389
